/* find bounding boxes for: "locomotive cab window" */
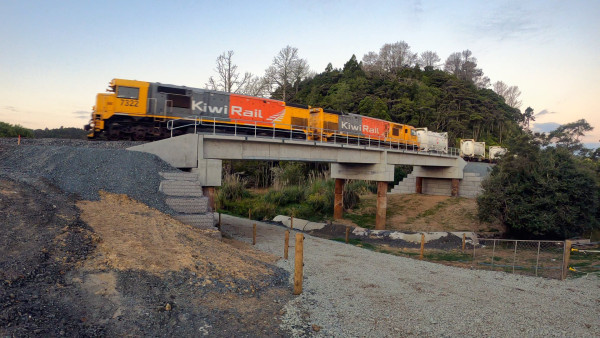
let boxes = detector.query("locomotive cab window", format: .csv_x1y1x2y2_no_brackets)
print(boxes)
116,86,139,100
392,127,399,136
411,129,416,136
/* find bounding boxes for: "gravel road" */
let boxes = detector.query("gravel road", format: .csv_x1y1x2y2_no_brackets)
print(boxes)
220,214,600,337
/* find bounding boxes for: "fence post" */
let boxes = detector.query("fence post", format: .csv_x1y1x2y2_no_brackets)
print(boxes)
252,223,256,245
561,240,572,280
491,240,496,270
473,237,476,264
512,241,518,274
420,233,425,260
462,233,466,253
535,241,541,277
293,233,304,295
345,227,350,244
284,230,289,259
218,212,221,228
290,216,294,229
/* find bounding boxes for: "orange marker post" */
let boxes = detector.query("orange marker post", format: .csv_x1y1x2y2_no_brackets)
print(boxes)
293,233,304,295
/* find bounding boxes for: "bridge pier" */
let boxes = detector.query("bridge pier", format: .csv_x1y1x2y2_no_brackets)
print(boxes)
375,181,388,230
415,176,423,194
202,187,216,211
451,178,459,197
334,178,345,219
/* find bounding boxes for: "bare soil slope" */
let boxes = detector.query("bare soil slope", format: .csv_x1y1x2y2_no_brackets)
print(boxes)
349,193,504,233
0,177,292,337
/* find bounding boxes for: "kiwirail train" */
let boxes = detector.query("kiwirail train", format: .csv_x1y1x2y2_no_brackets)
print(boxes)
84,78,420,147
85,78,507,160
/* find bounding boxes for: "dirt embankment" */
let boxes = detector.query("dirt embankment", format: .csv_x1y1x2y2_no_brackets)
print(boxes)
0,176,292,337
347,193,504,234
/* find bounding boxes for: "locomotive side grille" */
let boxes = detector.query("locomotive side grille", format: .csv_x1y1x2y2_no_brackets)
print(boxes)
291,117,308,127
324,121,338,132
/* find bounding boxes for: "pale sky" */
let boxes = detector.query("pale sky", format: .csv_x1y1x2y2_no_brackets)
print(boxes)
1,0,599,142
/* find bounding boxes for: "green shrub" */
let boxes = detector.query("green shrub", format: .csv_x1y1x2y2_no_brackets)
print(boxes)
250,200,277,220
0,122,34,138
217,173,249,208
272,162,307,188
279,186,306,205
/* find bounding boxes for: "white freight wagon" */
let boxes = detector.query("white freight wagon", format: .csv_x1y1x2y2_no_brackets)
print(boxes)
460,139,485,160
488,146,507,160
416,128,448,153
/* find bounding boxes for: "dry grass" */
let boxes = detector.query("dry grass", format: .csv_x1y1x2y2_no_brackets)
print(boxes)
348,193,504,233
78,191,279,283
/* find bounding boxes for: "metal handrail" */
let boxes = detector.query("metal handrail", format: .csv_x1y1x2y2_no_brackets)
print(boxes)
165,116,460,157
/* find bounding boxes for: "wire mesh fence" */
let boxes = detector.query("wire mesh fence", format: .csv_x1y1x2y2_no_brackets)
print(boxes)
473,239,565,279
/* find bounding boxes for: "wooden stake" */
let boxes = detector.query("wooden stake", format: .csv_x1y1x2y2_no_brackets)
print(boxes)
252,223,256,245
462,233,466,253
420,233,425,260
284,230,289,259
345,227,350,244
290,216,294,229
218,212,222,228
249,209,252,220
293,233,304,295
562,240,572,280
18,135,21,145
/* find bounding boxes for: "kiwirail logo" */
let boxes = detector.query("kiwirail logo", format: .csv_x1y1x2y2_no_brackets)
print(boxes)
191,100,264,118
340,120,361,131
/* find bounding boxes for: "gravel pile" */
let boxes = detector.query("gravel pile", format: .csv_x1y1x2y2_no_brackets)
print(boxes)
0,141,178,214
0,137,146,149
220,214,600,337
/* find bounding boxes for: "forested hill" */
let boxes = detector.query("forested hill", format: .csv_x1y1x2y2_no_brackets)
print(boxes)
287,55,523,148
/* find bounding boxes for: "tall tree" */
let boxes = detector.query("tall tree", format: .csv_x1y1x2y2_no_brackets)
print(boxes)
265,45,309,101
206,50,252,93
362,41,417,75
493,81,509,97
239,76,271,97
548,119,594,153
418,51,441,69
478,132,599,239
493,81,522,109
443,50,489,88
523,106,535,129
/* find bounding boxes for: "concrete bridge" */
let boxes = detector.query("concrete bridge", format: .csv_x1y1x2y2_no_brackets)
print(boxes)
129,133,467,229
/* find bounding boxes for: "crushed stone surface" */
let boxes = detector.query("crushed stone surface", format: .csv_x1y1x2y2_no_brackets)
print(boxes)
219,213,600,337
0,139,177,214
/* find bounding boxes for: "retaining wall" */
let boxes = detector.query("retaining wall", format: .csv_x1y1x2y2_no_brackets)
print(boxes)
390,172,484,198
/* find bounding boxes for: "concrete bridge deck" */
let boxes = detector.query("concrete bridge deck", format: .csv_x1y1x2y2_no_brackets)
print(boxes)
129,133,468,230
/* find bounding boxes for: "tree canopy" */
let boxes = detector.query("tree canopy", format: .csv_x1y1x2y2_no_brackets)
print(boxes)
288,54,521,147
478,131,599,239
0,122,33,138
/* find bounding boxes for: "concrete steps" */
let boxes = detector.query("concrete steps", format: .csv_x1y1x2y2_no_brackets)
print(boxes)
390,171,485,198
159,171,218,236
173,214,215,229
166,197,209,213
159,172,200,181
159,180,204,197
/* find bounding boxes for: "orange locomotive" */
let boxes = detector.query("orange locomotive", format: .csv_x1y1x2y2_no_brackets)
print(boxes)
85,78,419,148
